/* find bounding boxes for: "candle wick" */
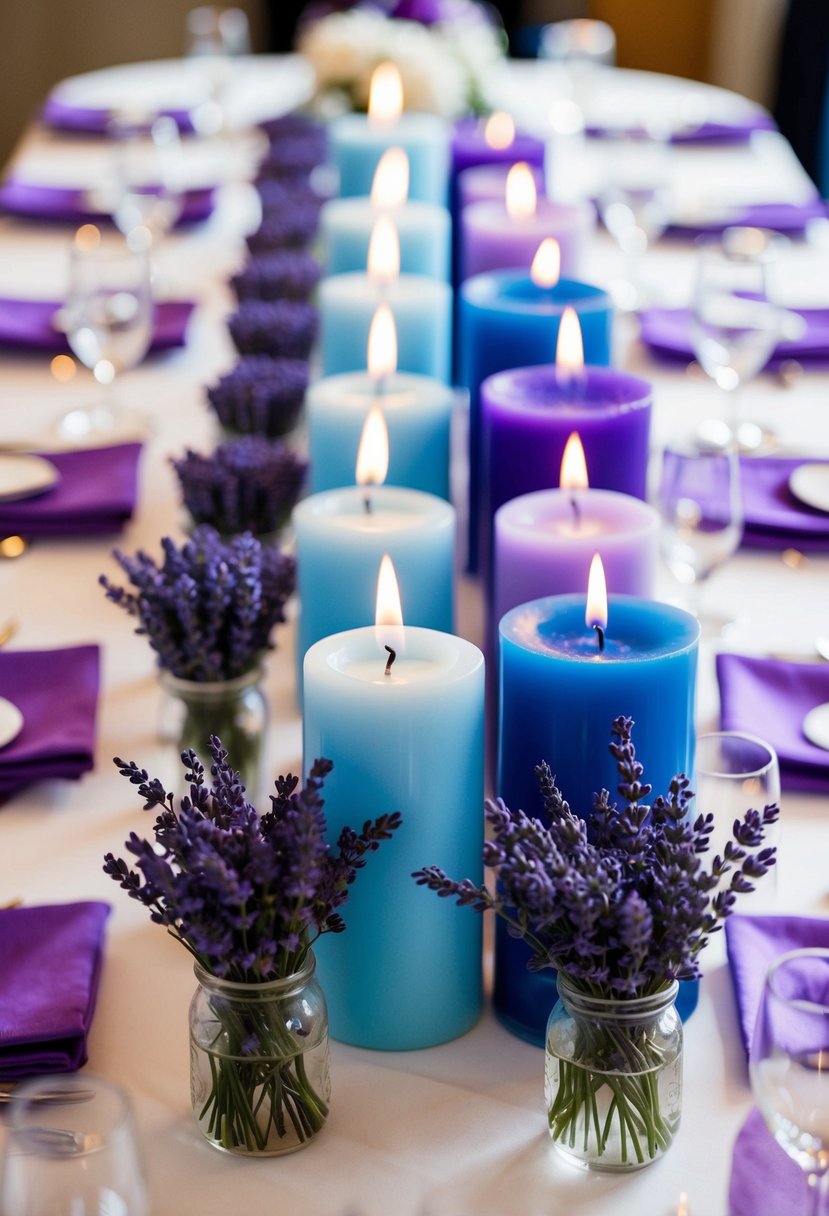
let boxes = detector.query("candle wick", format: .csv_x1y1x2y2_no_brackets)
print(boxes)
592,623,605,653
363,489,373,514
384,644,396,676
570,495,580,526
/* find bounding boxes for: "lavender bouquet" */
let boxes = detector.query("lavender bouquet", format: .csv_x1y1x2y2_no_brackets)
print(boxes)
172,438,307,538
100,528,295,784
207,356,309,438
104,738,401,1153
414,717,779,1168
227,299,318,360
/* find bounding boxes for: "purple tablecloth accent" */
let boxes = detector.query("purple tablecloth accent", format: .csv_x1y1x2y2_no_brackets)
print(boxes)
728,1107,811,1216
0,645,99,797
0,297,194,354
639,305,829,369
0,178,215,226
666,197,828,237
41,94,196,135
0,901,110,1078
717,652,829,792
0,444,141,537
588,112,776,146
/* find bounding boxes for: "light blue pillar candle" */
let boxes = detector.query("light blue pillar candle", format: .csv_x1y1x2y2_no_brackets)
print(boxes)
307,371,453,500
319,274,452,383
496,594,700,1045
292,485,455,683
459,269,613,571
330,113,450,205
320,197,451,280
303,624,485,1048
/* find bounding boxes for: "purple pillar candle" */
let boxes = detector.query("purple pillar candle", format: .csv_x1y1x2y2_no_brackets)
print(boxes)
480,363,653,582
451,113,545,182
457,161,546,210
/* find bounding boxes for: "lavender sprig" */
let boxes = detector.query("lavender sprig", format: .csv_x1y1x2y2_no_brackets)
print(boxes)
100,526,295,681
172,438,307,537
246,206,320,254
207,356,309,438
228,299,318,359
231,251,321,303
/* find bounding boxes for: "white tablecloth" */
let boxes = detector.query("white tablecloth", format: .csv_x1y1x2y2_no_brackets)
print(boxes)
1,63,828,1216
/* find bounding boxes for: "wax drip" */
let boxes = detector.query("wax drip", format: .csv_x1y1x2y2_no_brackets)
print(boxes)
592,624,605,653
384,645,396,676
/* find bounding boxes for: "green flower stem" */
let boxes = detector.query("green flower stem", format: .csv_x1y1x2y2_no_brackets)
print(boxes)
176,696,261,795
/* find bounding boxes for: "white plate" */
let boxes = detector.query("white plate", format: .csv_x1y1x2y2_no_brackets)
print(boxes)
0,453,59,502
0,697,23,750
788,463,829,514
802,702,829,752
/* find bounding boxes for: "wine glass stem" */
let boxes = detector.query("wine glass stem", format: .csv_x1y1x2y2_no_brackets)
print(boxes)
807,1170,829,1216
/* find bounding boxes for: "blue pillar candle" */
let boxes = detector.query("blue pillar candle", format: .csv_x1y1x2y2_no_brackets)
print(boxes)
303,624,485,1048
330,115,449,205
292,486,455,681
496,593,700,1044
459,267,613,571
320,197,451,281
307,371,453,500
319,273,452,382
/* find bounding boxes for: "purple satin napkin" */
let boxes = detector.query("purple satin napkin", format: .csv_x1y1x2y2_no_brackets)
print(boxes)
728,1107,811,1216
41,95,195,135
639,305,829,368
717,653,829,792
667,197,828,237
0,645,99,797
0,902,110,1078
0,178,215,226
0,444,141,537
0,297,194,354
588,112,776,146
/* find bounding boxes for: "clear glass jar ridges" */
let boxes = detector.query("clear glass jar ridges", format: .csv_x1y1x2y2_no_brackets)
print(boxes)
545,975,682,1171
189,955,331,1155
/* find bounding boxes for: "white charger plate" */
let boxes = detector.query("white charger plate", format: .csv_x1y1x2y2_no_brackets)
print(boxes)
789,463,829,514
803,702,829,751
0,453,59,502
0,697,23,750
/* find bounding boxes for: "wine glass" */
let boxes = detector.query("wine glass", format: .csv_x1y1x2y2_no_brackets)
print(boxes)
108,111,184,250
57,228,153,442
694,730,781,909
594,123,672,311
691,226,784,452
184,6,250,136
751,948,829,1216
658,426,743,632
0,1073,149,1216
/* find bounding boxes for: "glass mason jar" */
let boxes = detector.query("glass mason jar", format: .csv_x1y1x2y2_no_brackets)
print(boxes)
159,667,267,797
545,975,682,1172
189,955,331,1156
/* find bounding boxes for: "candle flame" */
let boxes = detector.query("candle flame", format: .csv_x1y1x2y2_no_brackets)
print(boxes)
367,214,400,284
375,552,405,660
505,162,537,221
367,302,397,381
368,62,403,127
531,237,561,288
484,110,515,150
586,553,608,632
555,306,585,387
356,402,390,488
370,147,410,208
560,432,588,490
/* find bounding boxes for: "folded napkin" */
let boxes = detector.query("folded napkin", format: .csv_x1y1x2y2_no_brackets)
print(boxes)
41,95,195,135
728,1107,811,1216
0,178,215,226
0,444,141,537
667,197,828,237
587,112,776,146
0,901,110,1079
0,645,99,797
0,297,194,354
639,305,829,368
717,653,829,793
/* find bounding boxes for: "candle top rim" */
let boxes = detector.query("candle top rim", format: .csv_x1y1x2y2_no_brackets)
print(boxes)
320,197,450,220
293,483,455,526
319,272,452,298
331,111,450,136
462,196,594,226
483,363,652,409
304,624,484,686
495,487,659,535
307,369,453,401
461,272,610,313
500,594,700,660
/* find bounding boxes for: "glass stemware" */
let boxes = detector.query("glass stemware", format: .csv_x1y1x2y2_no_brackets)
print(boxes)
57,228,153,442
184,6,250,136
691,226,784,452
108,112,184,250
751,948,829,1216
0,1073,149,1216
658,427,743,633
